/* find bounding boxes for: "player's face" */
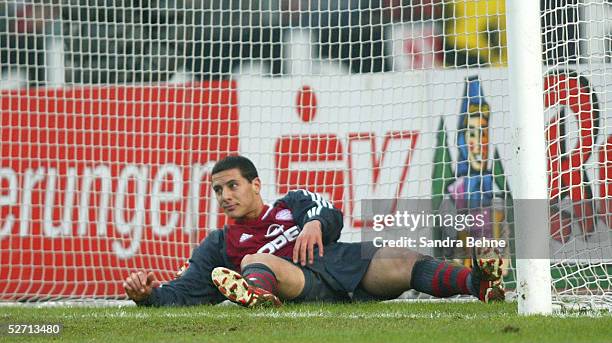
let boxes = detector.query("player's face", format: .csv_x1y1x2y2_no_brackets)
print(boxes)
211,168,262,220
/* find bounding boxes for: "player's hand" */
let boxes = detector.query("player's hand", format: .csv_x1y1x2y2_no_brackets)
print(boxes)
293,220,324,266
123,271,161,302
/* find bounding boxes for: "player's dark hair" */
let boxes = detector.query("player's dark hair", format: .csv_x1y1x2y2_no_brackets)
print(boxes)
211,155,259,182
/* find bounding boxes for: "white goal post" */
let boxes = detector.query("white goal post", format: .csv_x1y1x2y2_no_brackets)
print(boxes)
0,1,610,313
506,0,552,315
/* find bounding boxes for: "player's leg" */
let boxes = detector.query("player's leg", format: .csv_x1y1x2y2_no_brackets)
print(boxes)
357,248,418,298
359,247,504,302
240,254,351,304
240,253,305,299
211,253,304,307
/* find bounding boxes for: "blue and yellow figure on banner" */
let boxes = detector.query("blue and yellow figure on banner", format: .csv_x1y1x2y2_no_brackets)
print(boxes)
449,76,494,211
432,75,512,274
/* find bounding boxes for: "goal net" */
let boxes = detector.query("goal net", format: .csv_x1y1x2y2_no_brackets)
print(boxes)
0,0,610,311
541,0,612,311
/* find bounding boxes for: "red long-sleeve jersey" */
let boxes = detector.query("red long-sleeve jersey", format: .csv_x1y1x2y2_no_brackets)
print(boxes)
137,189,343,307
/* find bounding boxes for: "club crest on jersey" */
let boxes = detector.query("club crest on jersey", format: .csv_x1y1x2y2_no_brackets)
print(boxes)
275,209,293,221
265,224,285,238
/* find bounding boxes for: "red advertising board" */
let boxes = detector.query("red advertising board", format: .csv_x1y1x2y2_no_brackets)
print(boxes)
0,82,239,299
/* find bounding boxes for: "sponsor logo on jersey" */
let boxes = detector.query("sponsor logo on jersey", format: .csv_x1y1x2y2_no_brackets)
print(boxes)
258,225,300,254
265,224,285,238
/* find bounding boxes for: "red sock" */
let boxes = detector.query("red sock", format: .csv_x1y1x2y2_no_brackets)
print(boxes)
242,263,279,294
410,257,472,297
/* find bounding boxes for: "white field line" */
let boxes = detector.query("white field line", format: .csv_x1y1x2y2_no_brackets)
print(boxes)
57,309,609,320
0,297,481,308
61,310,486,320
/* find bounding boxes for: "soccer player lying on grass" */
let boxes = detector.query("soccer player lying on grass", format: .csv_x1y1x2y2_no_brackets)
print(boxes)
124,155,504,307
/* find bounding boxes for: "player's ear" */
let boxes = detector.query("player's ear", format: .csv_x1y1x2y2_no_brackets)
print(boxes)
251,177,261,195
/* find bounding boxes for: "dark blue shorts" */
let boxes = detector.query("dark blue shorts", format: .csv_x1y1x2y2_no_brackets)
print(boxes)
288,241,393,303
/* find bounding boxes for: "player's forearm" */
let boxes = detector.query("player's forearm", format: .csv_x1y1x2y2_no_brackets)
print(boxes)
134,237,226,307
283,189,344,244
134,286,186,307
134,289,161,307
305,209,343,244
134,285,216,307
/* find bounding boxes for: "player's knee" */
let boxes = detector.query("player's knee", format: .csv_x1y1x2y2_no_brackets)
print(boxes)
377,248,423,276
240,253,273,270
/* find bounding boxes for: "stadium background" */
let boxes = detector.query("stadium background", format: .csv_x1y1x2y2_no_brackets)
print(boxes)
0,0,611,305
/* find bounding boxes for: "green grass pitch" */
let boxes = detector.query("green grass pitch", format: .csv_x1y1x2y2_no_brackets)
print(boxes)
1,301,610,343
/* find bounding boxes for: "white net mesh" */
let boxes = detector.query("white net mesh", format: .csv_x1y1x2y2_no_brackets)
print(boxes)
0,0,610,310
542,0,612,311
